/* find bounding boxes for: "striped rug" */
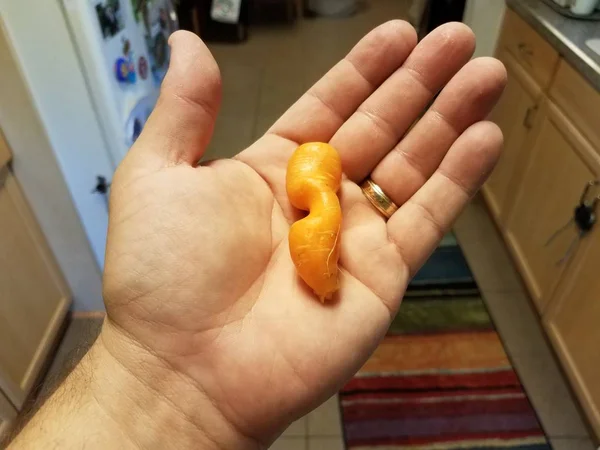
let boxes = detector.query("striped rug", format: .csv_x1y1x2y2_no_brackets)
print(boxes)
340,234,550,450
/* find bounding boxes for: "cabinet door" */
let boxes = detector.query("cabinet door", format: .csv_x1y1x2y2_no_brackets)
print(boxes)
0,170,70,409
504,101,600,312
483,50,541,223
544,227,600,438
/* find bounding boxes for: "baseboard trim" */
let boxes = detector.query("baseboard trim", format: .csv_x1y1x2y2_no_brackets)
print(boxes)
18,296,70,409
72,310,106,319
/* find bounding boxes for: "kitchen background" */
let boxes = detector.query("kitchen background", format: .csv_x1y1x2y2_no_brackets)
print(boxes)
1,0,600,449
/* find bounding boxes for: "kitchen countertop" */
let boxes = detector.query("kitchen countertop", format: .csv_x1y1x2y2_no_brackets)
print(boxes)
506,0,600,91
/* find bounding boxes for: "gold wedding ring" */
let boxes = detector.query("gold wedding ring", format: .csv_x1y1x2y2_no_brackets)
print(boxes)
361,178,398,219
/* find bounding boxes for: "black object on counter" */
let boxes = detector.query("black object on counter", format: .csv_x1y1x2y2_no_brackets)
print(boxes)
417,0,466,39
177,0,250,43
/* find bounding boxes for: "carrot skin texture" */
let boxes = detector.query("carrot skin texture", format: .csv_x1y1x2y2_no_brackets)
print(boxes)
286,142,343,302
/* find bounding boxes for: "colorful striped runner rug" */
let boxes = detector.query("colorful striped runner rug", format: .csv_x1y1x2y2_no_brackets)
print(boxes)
340,235,550,449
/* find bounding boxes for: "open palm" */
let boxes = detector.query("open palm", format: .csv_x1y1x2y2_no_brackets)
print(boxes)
101,22,506,448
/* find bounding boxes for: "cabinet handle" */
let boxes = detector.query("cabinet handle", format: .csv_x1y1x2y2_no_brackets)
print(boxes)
523,106,538,129
91,175,111,212
517,42,534,58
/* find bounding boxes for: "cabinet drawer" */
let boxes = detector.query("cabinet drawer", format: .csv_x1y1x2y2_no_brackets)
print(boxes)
551,60,600,154
497,9,559,88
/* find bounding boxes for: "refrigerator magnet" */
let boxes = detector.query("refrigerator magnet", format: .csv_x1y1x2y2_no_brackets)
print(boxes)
138,56,149,80
95,0,125,40
115,57,137,84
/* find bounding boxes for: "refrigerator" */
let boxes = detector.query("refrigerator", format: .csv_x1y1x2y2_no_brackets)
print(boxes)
62,0,178,166
0,0,177,273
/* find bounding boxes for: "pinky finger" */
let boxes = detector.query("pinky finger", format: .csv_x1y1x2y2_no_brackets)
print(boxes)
386,121,503,277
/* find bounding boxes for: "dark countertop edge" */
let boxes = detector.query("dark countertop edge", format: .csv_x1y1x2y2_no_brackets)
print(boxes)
506,0,600,92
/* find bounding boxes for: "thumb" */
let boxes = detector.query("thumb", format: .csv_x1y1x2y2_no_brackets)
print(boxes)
131,30,222,167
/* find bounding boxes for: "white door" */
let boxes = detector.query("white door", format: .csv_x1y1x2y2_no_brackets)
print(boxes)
0,0,115,269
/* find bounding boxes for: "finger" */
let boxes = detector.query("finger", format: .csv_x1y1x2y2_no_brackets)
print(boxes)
371,57,507,205
267,20,417,145
332,22,476,181
130,31,222,167
387,121,503,277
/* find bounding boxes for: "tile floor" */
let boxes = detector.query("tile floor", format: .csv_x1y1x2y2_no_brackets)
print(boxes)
275,394,345,449
15,2,600,449
203,0,411,161
454,195,596,450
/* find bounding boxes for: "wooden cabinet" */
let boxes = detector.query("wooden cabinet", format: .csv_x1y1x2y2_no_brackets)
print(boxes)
504,102,599,311
0,169,70,410
483,50,542,222
496,9,559,89
483,7,600,440
545,224,600,435
0,133,71,420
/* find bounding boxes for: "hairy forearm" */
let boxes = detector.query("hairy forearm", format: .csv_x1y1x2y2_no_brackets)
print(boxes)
9,336,141,449
9,324,260,449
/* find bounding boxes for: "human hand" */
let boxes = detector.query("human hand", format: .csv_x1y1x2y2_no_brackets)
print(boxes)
100,22,506,448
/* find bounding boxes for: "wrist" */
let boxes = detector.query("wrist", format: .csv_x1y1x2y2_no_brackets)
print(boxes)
92,320,263,449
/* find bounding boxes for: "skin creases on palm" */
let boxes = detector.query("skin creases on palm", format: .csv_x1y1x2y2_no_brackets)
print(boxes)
99,18,505,445
102,145,404,438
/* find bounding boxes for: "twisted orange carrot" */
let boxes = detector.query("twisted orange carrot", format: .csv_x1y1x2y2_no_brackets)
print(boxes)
286,142,342,301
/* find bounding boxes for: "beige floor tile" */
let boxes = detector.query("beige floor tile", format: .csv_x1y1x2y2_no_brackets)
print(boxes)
307,395,342,436
269,436,306,450
209,40,268,70
297,0,409,58
218,61,262,118
260,30,305,68
308,436,345,450
253,113,277,140
206,0,413,152
254,73,305,140
204,43,262,158
253,96,298,137
454,196,524,293
204,113,256,160
483,291,547,359
512,345,590,438
550,437,596,450
259,69,305,116
282,417,307,437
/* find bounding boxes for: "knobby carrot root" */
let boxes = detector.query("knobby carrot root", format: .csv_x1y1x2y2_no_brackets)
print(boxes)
286,142,342,302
